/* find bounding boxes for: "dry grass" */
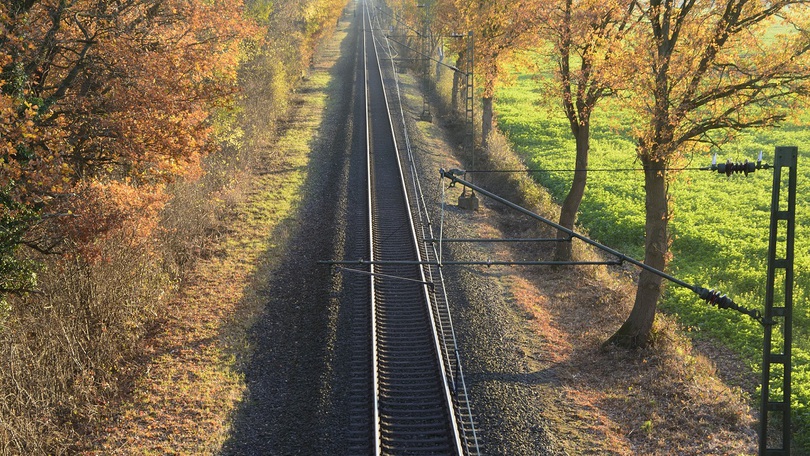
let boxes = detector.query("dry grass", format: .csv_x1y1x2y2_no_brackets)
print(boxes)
0,110,252,456
517,267,756,454
0,235,168,455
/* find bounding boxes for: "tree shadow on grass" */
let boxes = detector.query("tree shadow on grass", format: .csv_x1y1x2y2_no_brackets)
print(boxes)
219,8,360,455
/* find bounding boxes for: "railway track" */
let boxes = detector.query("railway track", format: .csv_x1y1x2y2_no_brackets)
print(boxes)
340,2,480,455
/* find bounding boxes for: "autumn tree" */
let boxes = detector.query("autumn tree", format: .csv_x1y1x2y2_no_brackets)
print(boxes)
539,0,637,261
608,0,810,348
0,0,256,288
0,0,351,451
451,0,540,145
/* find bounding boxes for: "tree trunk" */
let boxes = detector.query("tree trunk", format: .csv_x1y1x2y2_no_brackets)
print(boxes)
451,54,463,112
435,42,443,81
482,95,493,146
554,125,589,261
605,155,669,348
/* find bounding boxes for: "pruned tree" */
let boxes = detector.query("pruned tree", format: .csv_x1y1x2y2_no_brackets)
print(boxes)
608,0,810,348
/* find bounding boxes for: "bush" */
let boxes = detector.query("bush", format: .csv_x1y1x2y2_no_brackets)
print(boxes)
0,234,168,454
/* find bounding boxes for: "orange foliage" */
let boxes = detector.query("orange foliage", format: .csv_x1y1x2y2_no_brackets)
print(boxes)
622,0,810,158
55,181,169,260
451,0,541,97
0,0,258,259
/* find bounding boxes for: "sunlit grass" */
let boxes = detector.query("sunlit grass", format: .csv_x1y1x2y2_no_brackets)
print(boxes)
496,71,810,449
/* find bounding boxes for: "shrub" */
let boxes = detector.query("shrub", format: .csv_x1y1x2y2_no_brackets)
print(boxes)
0,233,168,454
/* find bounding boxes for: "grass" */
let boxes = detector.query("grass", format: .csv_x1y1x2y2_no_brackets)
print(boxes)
87,17,348,454
495,70,810,450
408,63,757,453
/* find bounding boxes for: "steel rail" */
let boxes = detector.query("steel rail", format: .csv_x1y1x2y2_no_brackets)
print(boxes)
374,7,480,453
363,4,381,454
372,9,463,453
362,1,464,454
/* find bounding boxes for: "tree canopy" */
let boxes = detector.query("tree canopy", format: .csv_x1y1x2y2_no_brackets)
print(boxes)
608,0,810,347
0,0,257,289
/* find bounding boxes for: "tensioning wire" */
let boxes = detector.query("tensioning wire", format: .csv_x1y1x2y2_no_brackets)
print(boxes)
464,166,711,174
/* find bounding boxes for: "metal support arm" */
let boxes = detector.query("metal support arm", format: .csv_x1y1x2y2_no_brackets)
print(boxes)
438,168,761,324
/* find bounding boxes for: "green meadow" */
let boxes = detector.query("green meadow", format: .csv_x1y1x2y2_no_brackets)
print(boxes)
495,72,810,448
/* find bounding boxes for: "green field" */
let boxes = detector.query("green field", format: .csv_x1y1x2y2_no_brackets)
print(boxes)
496,72,810,448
